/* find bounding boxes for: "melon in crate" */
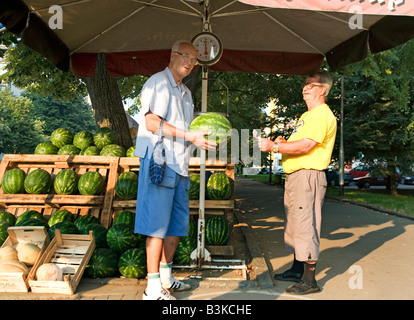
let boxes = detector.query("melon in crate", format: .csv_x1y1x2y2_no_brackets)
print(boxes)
205,216,230,246
73,131,94,150
187,173,200,200
86,248,119,278
24,168,52,194
78,171,104,195
51,128,74,148
113,211,135,227
100,144,126,157
34,142,59,155
57,144,81,155
126,146,137,157
115,172,138,200
206,172,232,200
54,169,78,195
118,248,146,279
36,263,63,281
1,168,26,194
94,127,117,149
17,243,41,266
80,146,101,156
0,246,18,261
107,223,138,254
48,209,74,227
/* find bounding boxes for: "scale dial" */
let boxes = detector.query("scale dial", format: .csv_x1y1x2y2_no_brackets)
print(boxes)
191,32,223,66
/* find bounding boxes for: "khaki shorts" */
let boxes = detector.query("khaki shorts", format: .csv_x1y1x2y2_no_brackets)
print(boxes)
283,169,327,262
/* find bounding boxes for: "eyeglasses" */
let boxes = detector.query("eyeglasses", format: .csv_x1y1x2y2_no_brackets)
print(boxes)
302,83,324,89
174,51,199,65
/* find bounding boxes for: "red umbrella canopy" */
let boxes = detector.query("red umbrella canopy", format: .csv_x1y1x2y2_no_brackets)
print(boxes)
1,0,414,76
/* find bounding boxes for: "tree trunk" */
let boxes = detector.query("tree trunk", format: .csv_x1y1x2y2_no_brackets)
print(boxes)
84,53,133,149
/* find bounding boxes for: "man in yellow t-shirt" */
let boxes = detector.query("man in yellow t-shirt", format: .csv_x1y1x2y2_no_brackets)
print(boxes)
259,72,337,295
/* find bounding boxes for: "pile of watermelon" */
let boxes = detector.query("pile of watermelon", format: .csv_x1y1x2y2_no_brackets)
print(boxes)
34,127,137,158
187,171,232,200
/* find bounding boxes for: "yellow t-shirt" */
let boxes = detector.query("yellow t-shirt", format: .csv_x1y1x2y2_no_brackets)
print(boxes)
282,104,337,174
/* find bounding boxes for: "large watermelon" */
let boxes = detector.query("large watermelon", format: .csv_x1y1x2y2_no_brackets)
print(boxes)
57,144,81,155
15,210,43,225
1,168,26,194
54,169,78,195
73,131,94,150
80,146,101,156
17,218,49,229
126,146,137,157
115,172,138,200
118,248,146,279
51,128,73,148
93,127,117,149
107,224,138,254
81,223,108,248
48,209,74,227
48,221,79,238
0,222,11,246
74,215,100,233
0,211,16,226
100,144,126,157
190,112,232,146
206,172,232,200
34,142,59,155
78,171,104,195
188,218,196,240
205,216,229,246
113,211,135,227
187,173,200,200
24,169,52,194
174,236,197,265
86,248,119,278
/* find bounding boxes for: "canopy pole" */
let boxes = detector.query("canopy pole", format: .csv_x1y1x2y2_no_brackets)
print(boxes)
339,75,345,197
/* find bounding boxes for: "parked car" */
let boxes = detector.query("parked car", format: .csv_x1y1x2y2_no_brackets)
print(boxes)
325,168,353,186
354,173,401,189
402,175,414,185
349,165,371,179
258,167,270,174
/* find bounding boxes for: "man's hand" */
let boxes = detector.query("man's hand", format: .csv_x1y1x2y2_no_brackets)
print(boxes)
186,131,217,151
258,137,275,152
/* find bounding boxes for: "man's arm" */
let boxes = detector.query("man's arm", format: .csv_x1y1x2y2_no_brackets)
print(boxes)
259,136,317,155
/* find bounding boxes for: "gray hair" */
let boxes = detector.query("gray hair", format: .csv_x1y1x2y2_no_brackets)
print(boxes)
309,71,333,97
171,40,194,52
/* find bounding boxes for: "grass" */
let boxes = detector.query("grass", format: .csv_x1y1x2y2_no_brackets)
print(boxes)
238,174,414,217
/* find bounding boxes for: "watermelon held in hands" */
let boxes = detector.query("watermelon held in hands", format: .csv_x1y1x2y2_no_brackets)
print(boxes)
34,142,59,155
81,223,108,248
74,215,100,233
206,172,232,200
78,171,104,195
86,248,119,278
107,223,138,254
1,168,26,194
24,169,52,194
100,144,126,157
48,209,74,227
118,248,146,279
94,127,117,149
115,172,138,200
0,211,16,226
51,128,74,148
57,144,81,155
80,146,101,156
54,169,78,195
205,216,229,246
73,131,94,150
190,112,232,146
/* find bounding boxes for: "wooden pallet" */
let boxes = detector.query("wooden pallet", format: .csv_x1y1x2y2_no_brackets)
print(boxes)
0,226,50,292
28,230,95,295
0,154,119,228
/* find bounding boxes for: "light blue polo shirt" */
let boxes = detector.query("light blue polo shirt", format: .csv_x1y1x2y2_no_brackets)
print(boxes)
134,67,194,176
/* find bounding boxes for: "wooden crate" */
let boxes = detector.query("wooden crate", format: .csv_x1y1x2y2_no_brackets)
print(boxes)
0,226,50,292
0,154,119,228
28,229,95,295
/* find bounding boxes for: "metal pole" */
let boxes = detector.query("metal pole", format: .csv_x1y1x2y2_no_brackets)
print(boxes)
339,75,345,197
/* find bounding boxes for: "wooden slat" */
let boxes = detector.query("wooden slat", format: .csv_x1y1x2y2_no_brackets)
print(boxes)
0,194,104,205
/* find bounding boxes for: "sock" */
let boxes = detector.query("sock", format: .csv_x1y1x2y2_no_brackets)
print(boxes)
160,262,173,287
147,273,161,294
290,256,304,274
302,263,316,283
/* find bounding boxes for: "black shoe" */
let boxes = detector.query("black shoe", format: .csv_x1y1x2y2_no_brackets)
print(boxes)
274,269,303,282
285,280,321,295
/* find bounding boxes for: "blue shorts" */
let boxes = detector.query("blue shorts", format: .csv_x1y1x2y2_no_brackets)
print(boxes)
135,157,190,239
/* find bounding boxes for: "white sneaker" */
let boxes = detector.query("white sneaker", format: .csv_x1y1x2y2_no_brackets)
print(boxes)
142,287,176,300
162,276,191,292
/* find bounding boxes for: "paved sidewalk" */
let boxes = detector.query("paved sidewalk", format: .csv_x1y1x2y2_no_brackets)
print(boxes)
1,177,414,301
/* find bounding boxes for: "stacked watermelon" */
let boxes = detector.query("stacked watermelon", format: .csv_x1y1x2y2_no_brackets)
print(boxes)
205,216,229,246
173,218,197,265
206,172,232,200
15,210,49,230
33,127,137,159
0,211,16,246
115,172,138,200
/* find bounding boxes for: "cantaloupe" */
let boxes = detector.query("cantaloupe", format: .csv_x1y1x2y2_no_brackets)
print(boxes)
0,246,18,261
36,263,63,281
0,259,29,276
17,243,41,266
